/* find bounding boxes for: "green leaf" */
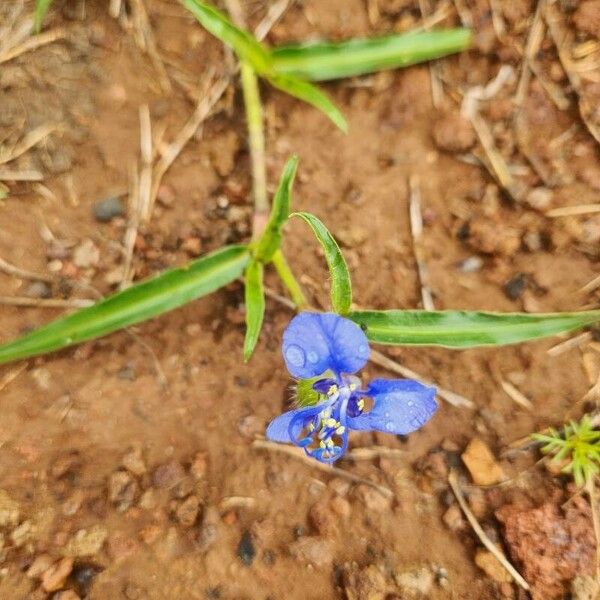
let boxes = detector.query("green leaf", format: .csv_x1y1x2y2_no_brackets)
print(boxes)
182,0,272,74
255,155,299,262
347,309,600,348
291,212,352,314
0,245,250,365
271,29,471,81
34,0,54,33
267,74,347,132
243,259,265,361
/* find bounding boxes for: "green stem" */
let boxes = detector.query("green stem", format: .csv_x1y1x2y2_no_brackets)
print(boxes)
272,249,307,309
240,61,268,230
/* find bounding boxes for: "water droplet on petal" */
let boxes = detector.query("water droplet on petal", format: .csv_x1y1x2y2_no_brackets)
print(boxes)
285,344,306,368
307,350,319,364
385,421,394,431
358,344,369,358
384,412,390,418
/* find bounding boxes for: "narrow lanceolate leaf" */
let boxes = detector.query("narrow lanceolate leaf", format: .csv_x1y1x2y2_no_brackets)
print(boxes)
34,0,54,33
255,155,299,262
267,74,348,132
271,29,471,81
182,0,272,74
292,212,352,314
0,245,250,365
243,260,265,361
348,309,600,348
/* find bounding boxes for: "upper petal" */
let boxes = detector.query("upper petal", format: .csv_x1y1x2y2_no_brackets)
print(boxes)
282,312,369,378
348,378,437,435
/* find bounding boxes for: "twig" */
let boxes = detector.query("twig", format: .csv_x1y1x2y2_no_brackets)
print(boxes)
121,162,140,288
0,27,67,64
370,349,474,409
252,438,393,498
219,496,256,512
546,204,600,218
500,379,533,410
0,362,27,393
255,0,293,41
408,175,435,311
448,470,530,590
0,256,55,283
366,0,379,26
0,296,94,308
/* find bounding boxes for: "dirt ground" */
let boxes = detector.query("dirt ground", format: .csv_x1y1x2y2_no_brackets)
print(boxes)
2,0,600,598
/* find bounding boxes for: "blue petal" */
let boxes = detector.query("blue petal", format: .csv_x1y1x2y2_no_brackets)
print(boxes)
282,312,370,379
348,378,437,435
266,409,299,442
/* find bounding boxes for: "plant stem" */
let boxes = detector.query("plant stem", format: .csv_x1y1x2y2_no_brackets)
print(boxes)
272,249,307,309
240,61,268,235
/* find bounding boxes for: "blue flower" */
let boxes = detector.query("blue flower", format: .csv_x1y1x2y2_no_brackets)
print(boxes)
266,312,438,463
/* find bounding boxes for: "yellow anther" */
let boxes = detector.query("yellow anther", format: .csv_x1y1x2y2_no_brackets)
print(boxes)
319,441,326,449
326,439,335,448
327,385,338,396
326,418,337,428
336,426,346,435
357,398,365,410
307,423,315,432
349,383,357,391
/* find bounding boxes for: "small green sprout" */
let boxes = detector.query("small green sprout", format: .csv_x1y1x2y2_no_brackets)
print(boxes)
533,415,600,487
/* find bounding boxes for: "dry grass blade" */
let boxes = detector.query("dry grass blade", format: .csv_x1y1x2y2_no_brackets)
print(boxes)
369,349,474,409
0,362,27,393
149,74,230,219
254,0,293,41
448,470,530,590
547,331,592,357
500,379,533,410
0,169,43,182
0,296,94,308
252,439,393,498
347,446,406,460
0,123,59,165
514,0,546,107
409,175,435,311
0,256,55,283
581,274,600,295
0,27,67,64
462,66,521,200
545,2,600,144
418,0,444,108
128,0,171,92
546,204,600,217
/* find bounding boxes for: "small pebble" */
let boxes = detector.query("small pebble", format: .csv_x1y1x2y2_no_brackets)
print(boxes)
457,256,483,273
237,531,255,566
175,495,200,528
26,554,54,579
503,274,526,301
71,562,102,597
93,196,124,222
42,557,74,592
108,471,139,512
51,590,81,600
152,460,186,490
25,281,52,299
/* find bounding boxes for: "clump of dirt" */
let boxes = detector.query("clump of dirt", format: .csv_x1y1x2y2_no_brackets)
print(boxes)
496,493,596,599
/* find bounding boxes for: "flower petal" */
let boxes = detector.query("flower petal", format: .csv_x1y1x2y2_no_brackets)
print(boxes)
282,312,369,378
265,409,299,442
348,378,437,435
